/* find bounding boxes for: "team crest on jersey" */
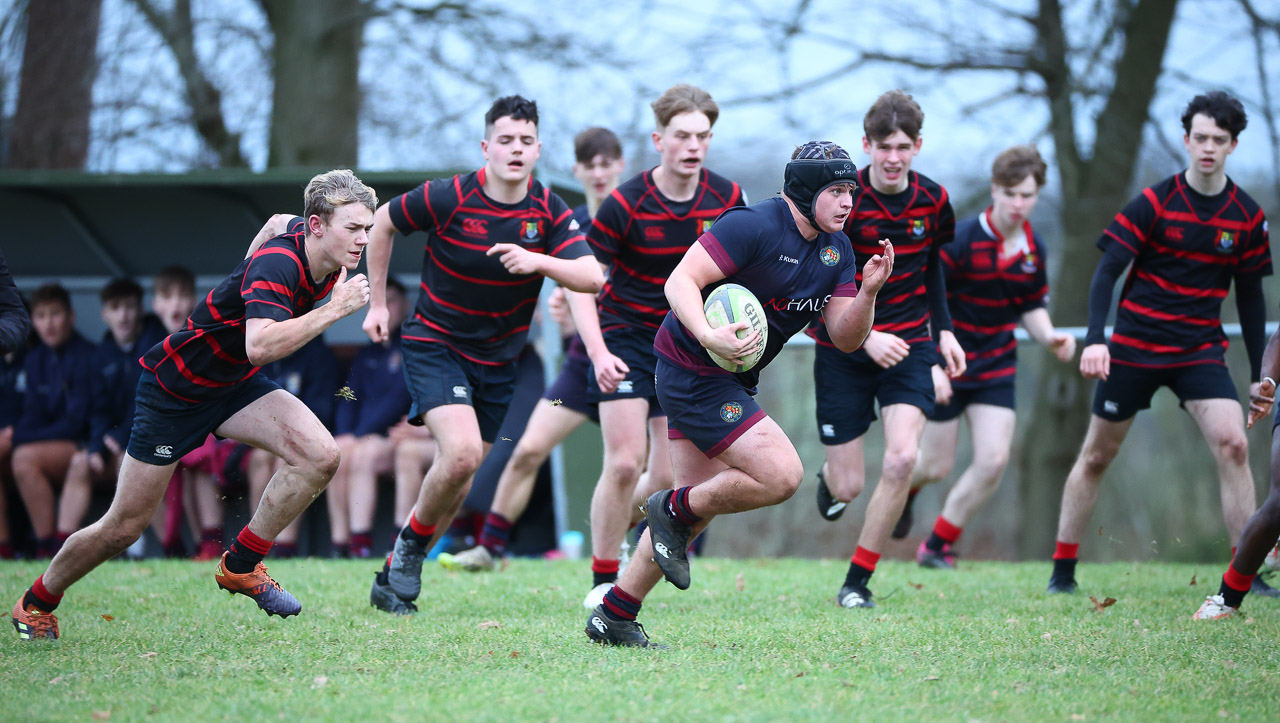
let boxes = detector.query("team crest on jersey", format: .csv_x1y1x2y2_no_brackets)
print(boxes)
819,246,840,266
720,401,743,423
1214,229,1236,253
1020,253,1037,274
908,218,928,238
523,220,542,241
700,219,714,234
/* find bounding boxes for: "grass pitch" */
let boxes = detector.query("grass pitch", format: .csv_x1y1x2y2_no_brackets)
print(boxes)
2,557,1277,721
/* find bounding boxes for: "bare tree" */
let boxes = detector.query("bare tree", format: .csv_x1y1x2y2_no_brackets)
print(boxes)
7,0,101,169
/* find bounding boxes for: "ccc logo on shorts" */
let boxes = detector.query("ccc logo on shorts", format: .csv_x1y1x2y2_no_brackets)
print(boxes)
719,402,743,423
154,445,173,459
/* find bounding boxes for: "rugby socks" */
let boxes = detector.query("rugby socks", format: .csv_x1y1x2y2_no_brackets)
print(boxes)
35,537,59,558
225,527,272,574
274,542,299,559
666,486,701,525
478,513,514,556
601,586,642,622
400,516,436,547
24,575,62,613
331,542,350,559
845,546,881,588
1052,541,1079,582
198,528,223,560
925,516,962,553
1219,562,1255,609
350,531,374,557
592,557,620,588
0,541,15,559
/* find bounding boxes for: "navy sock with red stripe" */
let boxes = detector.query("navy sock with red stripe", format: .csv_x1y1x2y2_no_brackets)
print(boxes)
666,486,701,525
225,527,273,574
478,512,513,556
400,516,436,547
601,586,642,621
1220,562,1255,609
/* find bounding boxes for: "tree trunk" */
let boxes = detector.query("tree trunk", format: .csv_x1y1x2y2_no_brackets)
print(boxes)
7,0,101,169
261,0,364,168
1015,0,1180,557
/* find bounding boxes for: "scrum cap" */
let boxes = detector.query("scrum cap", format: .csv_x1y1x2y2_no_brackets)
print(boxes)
783,141,857,228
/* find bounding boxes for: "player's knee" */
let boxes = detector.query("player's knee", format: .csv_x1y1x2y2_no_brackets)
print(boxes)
772,463,805,503
604,453,645,486
973,452,1010,483
881,448,917,484
441,443,484,482
1078,444,1118,478
303,438,342,481
10,445,38,479
509,442,547,475
1214,432,1249,467
915,457,953,485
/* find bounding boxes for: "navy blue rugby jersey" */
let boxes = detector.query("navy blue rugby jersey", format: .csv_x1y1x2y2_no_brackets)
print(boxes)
589,168,743,331
811,168,954,347
141,222,338,403
654,197,859,389
389,168,589,365
1100,173,1271,368
943,210,1048,387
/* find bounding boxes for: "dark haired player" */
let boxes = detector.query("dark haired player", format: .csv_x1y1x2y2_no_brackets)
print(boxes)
443,127,631,573
12,170,376,641
1043,91,1274,598
569,84,744,608
810,90,964,609
361,95,603,614
907,145,1075,568
586,141,892,647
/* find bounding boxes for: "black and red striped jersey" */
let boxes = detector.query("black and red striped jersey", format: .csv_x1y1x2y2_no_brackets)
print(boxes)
943,210,1048,387
1100,173,1271,368
388,168,590,365
812,169,954,347
140,223,337,404
588,168,743,330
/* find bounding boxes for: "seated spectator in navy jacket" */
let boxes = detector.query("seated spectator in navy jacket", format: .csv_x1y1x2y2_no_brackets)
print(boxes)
0,293,31,559
12,283,95,557
59,279,167,540
245,335,340,556
335,278,412,558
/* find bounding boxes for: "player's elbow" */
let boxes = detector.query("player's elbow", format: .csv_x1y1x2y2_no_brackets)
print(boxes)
244,340,274,368
832,329,867,354
565,260,603,294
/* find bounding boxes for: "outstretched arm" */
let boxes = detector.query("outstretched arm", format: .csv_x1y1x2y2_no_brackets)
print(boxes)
1020,307,1076,362
485,244,603,293
362,203,397,343
246,267,370,366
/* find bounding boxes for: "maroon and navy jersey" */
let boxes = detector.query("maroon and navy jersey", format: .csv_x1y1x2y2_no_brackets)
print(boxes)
589,168,744,331
943,210,1048,387
388,168,589,365
812,169,954,347
141,225,338,404
654,198,859,388
1100,173,1271,368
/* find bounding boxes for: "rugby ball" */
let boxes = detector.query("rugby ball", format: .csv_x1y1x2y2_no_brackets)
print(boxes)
703,283,768,373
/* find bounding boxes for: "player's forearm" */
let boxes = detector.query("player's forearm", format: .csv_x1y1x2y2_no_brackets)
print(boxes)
245,306,342,367
828,293,877,353
665,268,715,345
567,290,608,358
1086,250,1128,345
1235,274,1267,380
1020,307,1057,346
366,204,397,309
540,255,603,293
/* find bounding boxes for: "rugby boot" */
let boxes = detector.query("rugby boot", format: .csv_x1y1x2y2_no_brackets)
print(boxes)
1046,573,1077,594
837,581,875,609
585,605,665,648
12,596,59,640
387,534,428,601
214,552,301,618
815,469,847,521
916,540,957,570
438,545,494,572
1192,594,1237,620
645,490,692,590
369,573,418,616
1250,574,1280,598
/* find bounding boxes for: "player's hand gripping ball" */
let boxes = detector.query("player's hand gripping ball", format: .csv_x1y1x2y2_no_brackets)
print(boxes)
703,283,768,373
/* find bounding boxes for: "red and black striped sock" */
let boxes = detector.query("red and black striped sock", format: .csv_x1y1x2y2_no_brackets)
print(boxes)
592,556,620,588
24,574,62,613
35,537,58,558
225,527,273,574
666,486,701,525
1220,562,1255,609
400,515,436,547
844,546,880,588
601,586,642,621
274,542,298,559
350,531,373,555
478,512,513,556
925,516,962,553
